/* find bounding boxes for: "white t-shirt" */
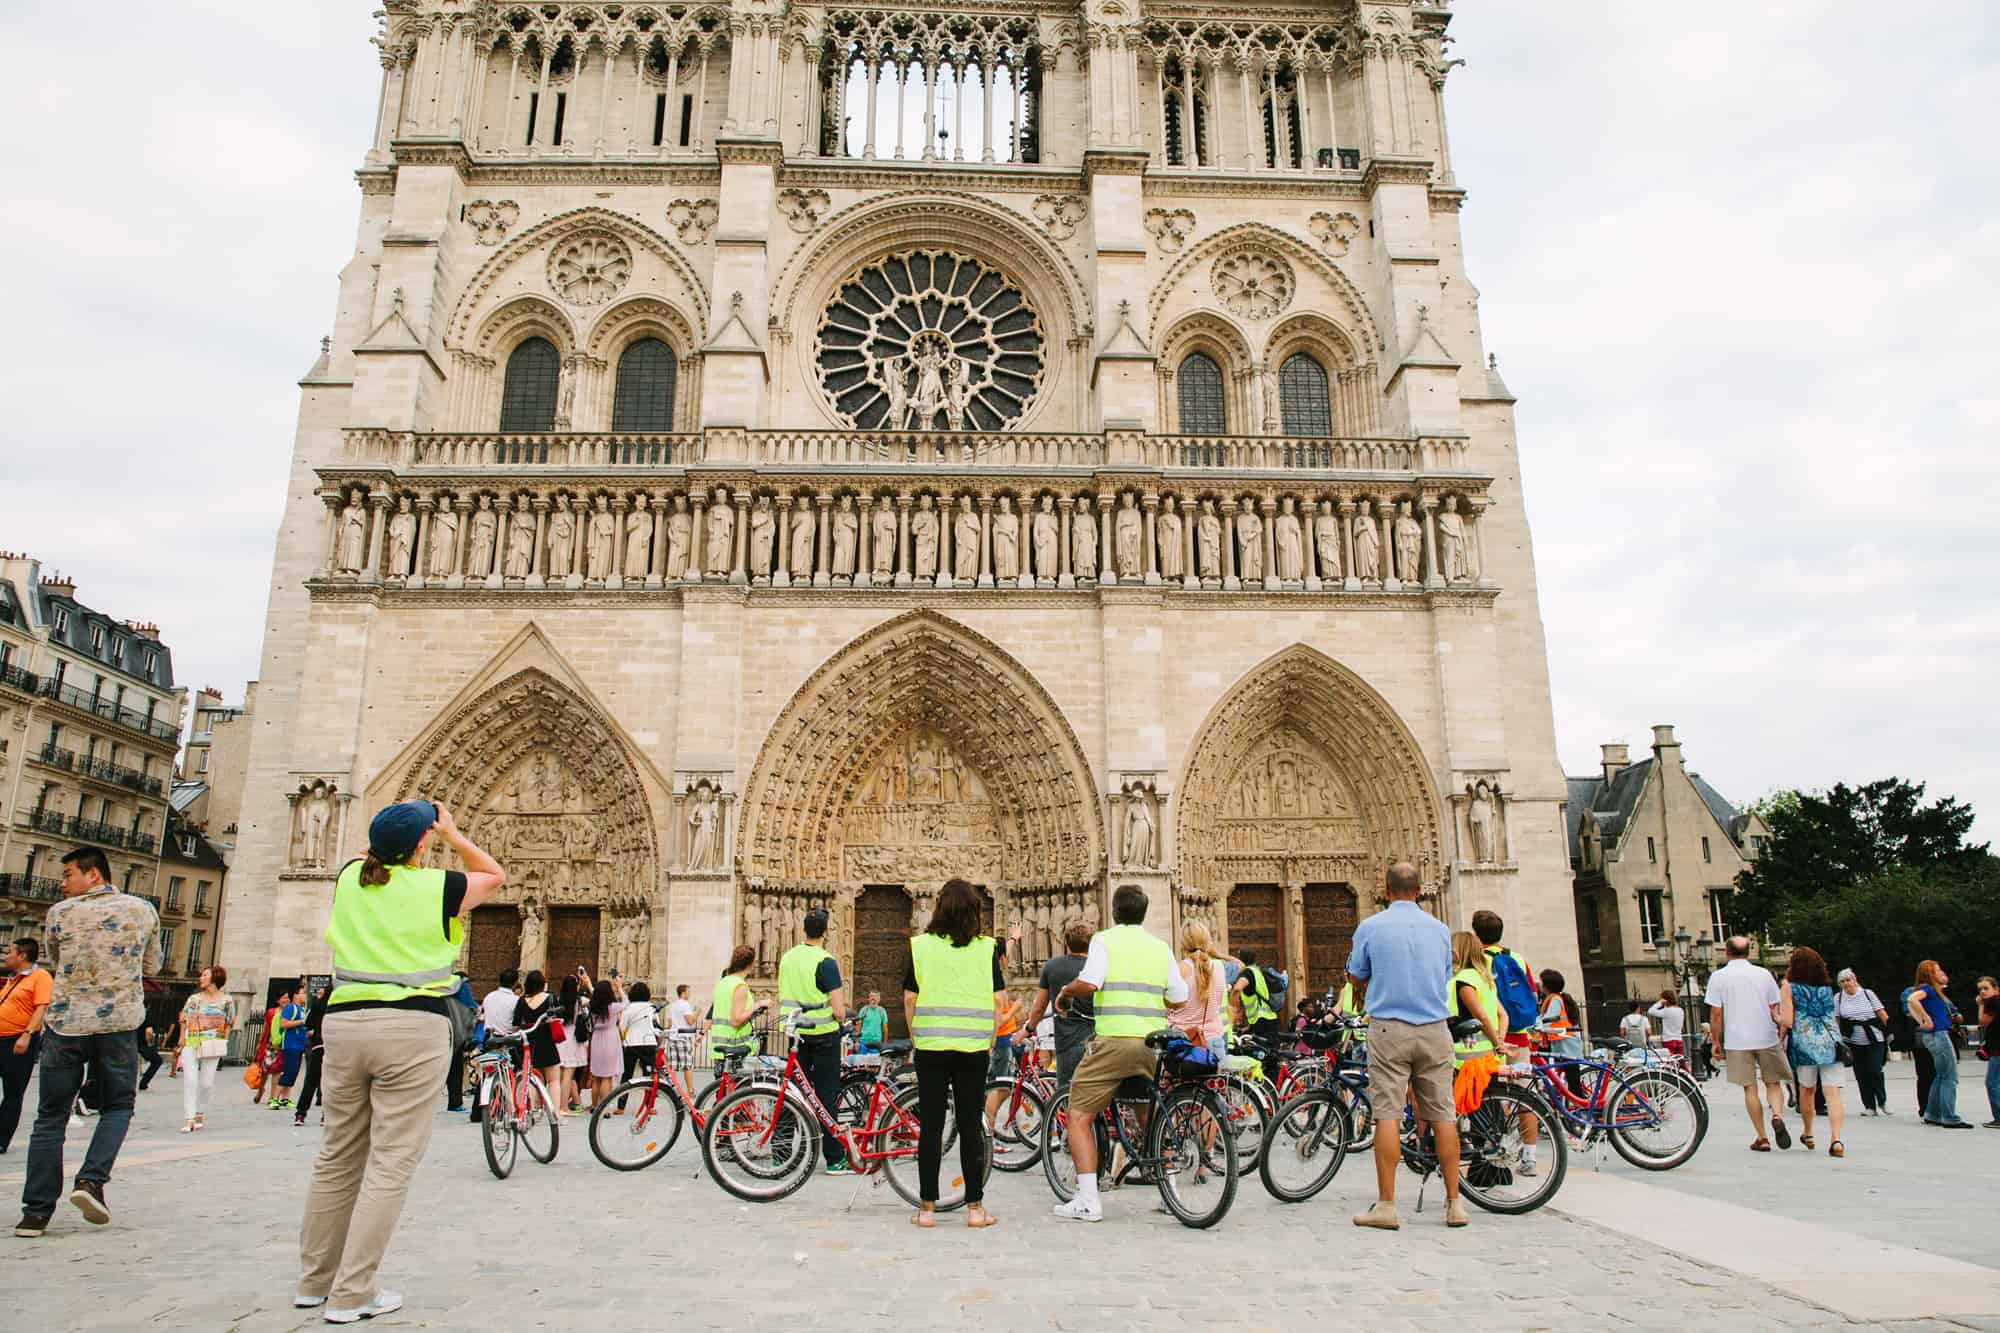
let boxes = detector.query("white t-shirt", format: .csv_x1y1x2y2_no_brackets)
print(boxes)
481,988,517,1036
618,1001,659,1046
1619,1012,1651,1044
665,998,697,1033
1076,932,1190,1003
1647,1001,1686,1039
1704,959,1781,1052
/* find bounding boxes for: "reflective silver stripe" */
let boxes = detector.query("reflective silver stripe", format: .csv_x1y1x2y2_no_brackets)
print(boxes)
1099,981,1165,996
914,1005,992,1019
1093,1005,1169,1019
333,964,455,987
915,1026,994,1039
780,1001,832,1017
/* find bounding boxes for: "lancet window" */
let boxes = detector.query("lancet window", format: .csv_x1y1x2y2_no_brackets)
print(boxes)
499,338,561,433
817,12,1041,163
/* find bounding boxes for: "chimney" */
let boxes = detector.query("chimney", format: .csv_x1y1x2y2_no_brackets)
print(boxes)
1651,724,1683,771
127,621,161,642
39,572,75,600
1600,742,1629,784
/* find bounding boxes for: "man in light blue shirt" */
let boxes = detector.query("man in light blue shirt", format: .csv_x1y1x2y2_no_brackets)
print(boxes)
1344,861,1466,1230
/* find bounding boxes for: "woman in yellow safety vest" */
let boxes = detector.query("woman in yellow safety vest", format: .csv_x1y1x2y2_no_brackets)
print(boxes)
1446,931,1507,1115
903,877,1008,1230
708,945,766,1061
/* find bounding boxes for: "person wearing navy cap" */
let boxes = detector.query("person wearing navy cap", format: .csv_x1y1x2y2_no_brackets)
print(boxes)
295,801,504,1324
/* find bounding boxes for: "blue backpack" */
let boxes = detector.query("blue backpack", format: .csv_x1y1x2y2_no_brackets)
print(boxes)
1162,1034,1219,1079
1488,949,1538,1030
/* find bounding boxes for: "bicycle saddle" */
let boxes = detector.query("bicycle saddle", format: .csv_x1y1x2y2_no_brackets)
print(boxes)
1449,1017,1485,1040
713,1042,754,1059
1143,1029,1180,1050
879,1039,913,1057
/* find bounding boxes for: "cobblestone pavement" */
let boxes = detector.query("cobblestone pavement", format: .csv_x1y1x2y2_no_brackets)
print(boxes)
4,1066,1996,1333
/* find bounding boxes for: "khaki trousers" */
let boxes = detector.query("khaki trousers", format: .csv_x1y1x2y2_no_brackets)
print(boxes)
298,1009,451,1309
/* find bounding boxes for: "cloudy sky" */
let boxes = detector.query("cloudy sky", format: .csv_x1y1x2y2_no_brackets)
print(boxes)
3,3,1994,838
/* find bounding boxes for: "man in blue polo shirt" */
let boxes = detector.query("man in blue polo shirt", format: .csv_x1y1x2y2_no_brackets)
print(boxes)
1344,861,1466,1231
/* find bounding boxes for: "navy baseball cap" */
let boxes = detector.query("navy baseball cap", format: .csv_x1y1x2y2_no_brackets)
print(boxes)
368,800,437,862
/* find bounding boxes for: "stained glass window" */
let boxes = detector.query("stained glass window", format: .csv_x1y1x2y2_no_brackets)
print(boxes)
499,337,560,432
612,338,677,432
1279,353,1332,436
1176,353,1226,434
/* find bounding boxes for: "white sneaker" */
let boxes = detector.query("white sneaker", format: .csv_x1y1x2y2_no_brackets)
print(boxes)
323,1291,402,1324
1052,1197,1103,1223
294,1294,327,1309
1518,1146,1538,1177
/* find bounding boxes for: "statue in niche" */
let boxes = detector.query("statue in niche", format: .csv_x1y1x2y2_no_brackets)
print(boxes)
687,785,722,870
1275,497,1303,581
831,496,859,575
1114,494,1142,578
1351,499,1380,582
912,495,939,578
556,360,576,424
953,496,980,580
387,496,416,576
547,498,576,578
1157,500,1183,579
1123,794,1156,868
1394,500,1424,584
992,496,1020,579
1466,779,1503,864
748,497,775,578
789,498,816,575
704,488,734,575
587,495,616,580
909,339,949,427
944,355,978,431
505,505,536,577
1313,500,1342,580
519,897,545,966
428,495,458,578
880,355,911,428
1071,501,1097,579
1031,495,1058,579
468,495,498,577
336,489,367,574
870,499,897,578
665,495,692,578
1438,496,1471,582
624,495,654,577
1236,504,1264,580
1196,498,1222,578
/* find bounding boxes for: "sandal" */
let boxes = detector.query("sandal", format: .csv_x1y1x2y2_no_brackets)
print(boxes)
967,1205,1000,1229
1829,1140,1844,1158
1802,1135,1815,1149
1750,1138,1771,1151
911,1207,936,1229
180,1121,196,1134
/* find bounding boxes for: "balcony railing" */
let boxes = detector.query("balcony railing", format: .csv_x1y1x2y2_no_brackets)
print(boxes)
128,831,158,855
0,874,61,903
35,744,164,797
71,818,129,848
25,808,70,836
36,742,76,771
347,430,703,471
0,663,38,695
34,679,178,744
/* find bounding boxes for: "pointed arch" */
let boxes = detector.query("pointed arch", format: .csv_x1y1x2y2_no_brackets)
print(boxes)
1147,220,1382,358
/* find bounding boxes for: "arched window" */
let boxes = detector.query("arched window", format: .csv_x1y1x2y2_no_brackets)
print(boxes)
498,337,560,432
1279,353,1332,436
1176,352,1227,434
611,337,678,432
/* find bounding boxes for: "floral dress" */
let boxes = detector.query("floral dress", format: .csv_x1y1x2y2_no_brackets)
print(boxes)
1788,984,1838,1068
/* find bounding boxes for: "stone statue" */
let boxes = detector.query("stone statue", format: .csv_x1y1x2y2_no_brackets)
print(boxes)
505,506,535,578
910,342,948,427
587,495,616,580
1031,495,1058,579
687,786,721,870
953,496,980,580
1274,497,1303,581
519,898,545,968
748,497,775,577
1466,779,1498,864
556,359,576,423
386,496,416,576
428,496,458,578
943,354,977,431
300,789,329,866
468,494,498,577
665,495,692,579
1438,496,1470,582
336,489,368,574
831,495,858,575
992,495,1020,580
911,495,939,578
1196,499,1222,578
1394,500,1423,584
1114,494,1142,578
880,356,911,429
870,500,897,578
1313,500,1342,580
1351,500,1379,582
1071,501,1097,579
1123,794,1156,868
624,494,654,577
1236,505,1264,581
704,489,735,575
789,499,815,575
1157,501,1184,579
547,499,576,578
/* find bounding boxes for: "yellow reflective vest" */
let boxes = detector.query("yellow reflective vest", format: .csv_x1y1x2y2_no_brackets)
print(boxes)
324,860,461,1008
910,934,997,1052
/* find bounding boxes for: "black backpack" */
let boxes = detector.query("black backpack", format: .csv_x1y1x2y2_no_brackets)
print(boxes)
572,1000,594,1045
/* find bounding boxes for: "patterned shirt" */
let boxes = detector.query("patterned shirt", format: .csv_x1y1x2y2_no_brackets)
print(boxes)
45,885,162,1036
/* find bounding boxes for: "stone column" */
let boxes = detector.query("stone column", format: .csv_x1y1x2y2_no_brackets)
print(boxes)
976,496,994,588
609,495,629,587
319,492,343,577
1220,499,1240,591
1420,496,1444,590
1302,499,1321,592
1142,494,1160,586
566,498,588,590
1337,499,1358,592
1260,497,1279,591
487,497,511,590
1180,497,1198,590
1378,502,1397,592
895,495,914,588
935,495,954,590
814,495,833,587
731,491,750,586
1098,494,1115,584
1469,496,1492,587
447,494,471,588
1057,498,1074,589
362,490,391,585
774,495,794,588
856,493,875,589
647,493,668,589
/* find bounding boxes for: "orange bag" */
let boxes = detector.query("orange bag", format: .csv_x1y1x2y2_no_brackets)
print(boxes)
1453,1052,1499,1115
243,1062,265,1091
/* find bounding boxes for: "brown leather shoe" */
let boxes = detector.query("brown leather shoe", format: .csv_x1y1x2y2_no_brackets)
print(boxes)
69,1181,108,1225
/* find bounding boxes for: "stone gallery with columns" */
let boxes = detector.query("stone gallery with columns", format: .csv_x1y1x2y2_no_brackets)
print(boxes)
224,0,1578,1028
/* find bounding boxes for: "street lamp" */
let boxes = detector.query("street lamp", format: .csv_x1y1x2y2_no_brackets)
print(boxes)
1654,926,1716,1078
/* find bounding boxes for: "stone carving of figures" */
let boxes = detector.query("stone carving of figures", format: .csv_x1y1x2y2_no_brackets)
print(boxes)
1466,779,1497,863
953,497,980,580
336,490,368,573
1196,499,1222,578
624,495,654,577
1275,498,1303,581
505,506,536,577
704,489,734,575
909,734,941,801
1031,496,1058,579
519,898,545,968
387,496,416,576
870,500,898,578
547,499,576,578
468,495,498,577
1394,500,1423,584
943,355,977,431
880,356,911,429
1157,502,1183,579
992,496,1020,579
1123,795,1156,868
1438,496,1470,582
428,496,458,578
1114,494,1142,578
1351,500,1380,582
910,342,948,427
1071,502,1098,579
911,496,939,578
665,496,692,578
556,360,576,424
1313,500,1341,580
687,786,721,870
832,496,859,575
789,499,816,575
587,495,616,580
1236,505,1264,581
1036,899,1054,965
747,497,775,578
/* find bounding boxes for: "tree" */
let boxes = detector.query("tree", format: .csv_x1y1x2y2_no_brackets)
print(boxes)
1768,861,2000,1014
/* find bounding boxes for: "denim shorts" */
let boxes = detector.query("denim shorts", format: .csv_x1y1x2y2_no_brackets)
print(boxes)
987,1041,1017,1081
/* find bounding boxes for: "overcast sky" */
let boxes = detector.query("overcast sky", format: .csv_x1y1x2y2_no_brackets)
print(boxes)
3,3,1994,839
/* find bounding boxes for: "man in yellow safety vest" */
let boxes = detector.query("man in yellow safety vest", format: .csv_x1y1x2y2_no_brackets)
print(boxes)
778,907,849,1173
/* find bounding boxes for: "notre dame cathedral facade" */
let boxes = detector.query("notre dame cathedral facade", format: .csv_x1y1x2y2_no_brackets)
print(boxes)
225,0,1576,1025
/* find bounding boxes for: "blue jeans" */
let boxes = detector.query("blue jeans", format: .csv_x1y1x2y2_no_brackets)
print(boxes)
1985,1055,1999,1122
23,1029,138,1216
1919,1029,1959,1123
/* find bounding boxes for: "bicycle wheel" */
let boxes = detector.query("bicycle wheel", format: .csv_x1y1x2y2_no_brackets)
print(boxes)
1259,1088,1351,1203
836,1072,875,1129
1040,1089,1077,1202
987,1078,1048,1172
879,1085,986,1211
519,1076,560,1164
1457,1083,1566,1215
482,1082,518,1179
1606,1070,1706,1170
1152,1086,1238,1229
589,1079,682,1171
701,1086,817,1202
1221,1075,1272,1167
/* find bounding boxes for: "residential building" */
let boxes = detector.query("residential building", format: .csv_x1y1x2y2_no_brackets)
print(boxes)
175,682,256,852
151,812,231,1030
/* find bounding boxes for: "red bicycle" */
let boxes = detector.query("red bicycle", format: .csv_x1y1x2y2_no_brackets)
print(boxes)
987,1040,1057,1171
587,1031,779,1171
474,1015,559,1179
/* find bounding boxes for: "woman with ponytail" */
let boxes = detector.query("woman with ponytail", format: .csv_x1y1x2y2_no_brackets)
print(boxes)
1166,921,1228,1060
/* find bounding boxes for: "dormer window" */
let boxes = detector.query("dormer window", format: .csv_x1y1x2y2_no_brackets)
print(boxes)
54,607,69,634
90,625,104,652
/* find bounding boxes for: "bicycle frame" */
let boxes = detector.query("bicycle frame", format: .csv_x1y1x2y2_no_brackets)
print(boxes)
747,1047,918,1170
1524,1046,1669,1139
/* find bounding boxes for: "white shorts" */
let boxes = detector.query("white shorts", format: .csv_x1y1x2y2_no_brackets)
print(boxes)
1794,1062,1845,1088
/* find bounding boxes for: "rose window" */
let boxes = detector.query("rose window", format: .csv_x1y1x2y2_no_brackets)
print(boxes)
1212,249,1295,320
816,250,1045,431
548,235,632,306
